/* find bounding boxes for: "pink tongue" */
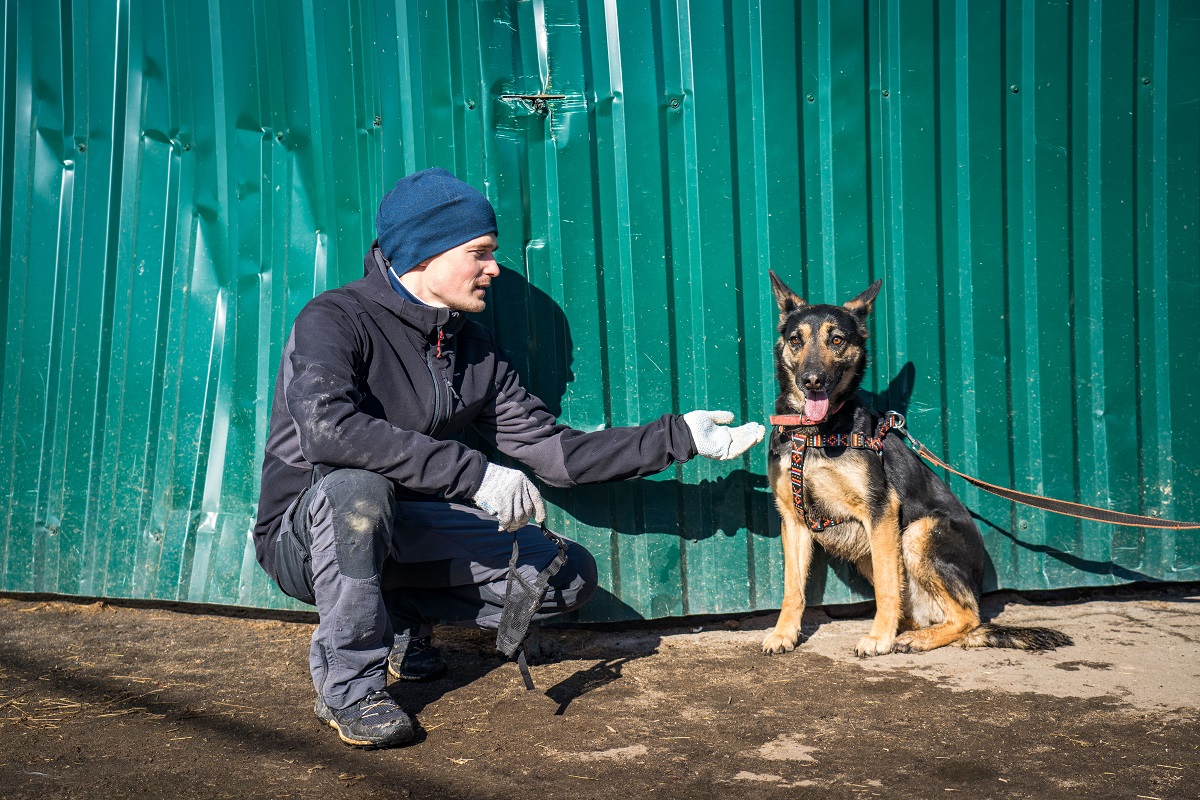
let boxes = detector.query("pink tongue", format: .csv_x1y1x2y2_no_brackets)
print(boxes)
804,393,830,422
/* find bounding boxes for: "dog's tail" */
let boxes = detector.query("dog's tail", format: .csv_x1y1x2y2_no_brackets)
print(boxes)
960,623,1072,651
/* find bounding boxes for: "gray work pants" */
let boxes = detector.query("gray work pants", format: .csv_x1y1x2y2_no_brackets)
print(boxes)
270,469,597,711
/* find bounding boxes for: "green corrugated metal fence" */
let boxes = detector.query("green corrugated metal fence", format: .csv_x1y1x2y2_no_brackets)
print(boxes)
2,0,1197,621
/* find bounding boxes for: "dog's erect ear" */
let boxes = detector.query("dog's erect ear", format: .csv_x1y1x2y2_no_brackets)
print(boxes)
843,280,882,318
769,270,806,326
843,280,882,336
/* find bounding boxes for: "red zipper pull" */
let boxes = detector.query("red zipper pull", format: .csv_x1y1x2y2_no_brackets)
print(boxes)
436,327,444,358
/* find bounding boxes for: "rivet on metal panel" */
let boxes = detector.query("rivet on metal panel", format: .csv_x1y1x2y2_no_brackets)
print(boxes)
466,100,475,110
276,132,284,141
374,115,383,125
1141,77,1151,85
183,143,191,151
669,97,680,109
881,89,889,97
806,93,815,103
77,143,86,152
1010,84,1019,93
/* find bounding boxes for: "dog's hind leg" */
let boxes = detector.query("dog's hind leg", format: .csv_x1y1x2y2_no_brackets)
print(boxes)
893,517,980,652
894,603,978,652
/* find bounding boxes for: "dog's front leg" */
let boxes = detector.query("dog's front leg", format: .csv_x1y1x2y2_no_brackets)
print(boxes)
855,490,905,657
762,509,814,654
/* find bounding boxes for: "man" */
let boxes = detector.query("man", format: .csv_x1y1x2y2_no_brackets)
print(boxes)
254,168,764,748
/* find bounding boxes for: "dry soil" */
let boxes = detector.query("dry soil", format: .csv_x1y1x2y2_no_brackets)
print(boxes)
1,584,1197,799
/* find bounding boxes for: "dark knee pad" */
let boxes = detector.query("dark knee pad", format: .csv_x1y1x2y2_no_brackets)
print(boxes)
316,469,395,580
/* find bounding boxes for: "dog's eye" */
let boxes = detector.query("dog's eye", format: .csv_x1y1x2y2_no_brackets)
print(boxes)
788,335,801,347
830,335,845,346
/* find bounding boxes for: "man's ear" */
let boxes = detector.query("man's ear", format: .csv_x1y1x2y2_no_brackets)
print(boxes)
769,270,806,328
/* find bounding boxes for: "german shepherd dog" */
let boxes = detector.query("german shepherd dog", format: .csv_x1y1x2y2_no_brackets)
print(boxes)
761,272,1071,657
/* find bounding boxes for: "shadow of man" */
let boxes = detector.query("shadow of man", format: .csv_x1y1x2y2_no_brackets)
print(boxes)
472,266,774,549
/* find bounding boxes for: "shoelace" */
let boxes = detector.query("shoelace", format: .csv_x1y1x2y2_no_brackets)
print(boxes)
406,637,433,654
359,693,401,720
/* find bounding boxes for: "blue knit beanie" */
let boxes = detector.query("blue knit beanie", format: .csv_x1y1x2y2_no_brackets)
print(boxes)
375,168,498,275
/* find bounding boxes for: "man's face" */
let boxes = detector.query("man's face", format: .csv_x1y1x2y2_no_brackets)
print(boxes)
415,234,499,313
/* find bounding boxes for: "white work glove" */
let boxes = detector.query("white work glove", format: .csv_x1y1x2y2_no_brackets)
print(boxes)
472,463,547,531
683,410,766,460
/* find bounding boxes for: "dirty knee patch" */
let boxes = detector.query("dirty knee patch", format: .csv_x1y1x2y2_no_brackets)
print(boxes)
309,480,392,580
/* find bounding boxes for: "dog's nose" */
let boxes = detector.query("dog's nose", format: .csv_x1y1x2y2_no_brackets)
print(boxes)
801,372,825,391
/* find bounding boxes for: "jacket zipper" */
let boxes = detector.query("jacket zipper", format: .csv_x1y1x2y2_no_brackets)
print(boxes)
427,325,450,436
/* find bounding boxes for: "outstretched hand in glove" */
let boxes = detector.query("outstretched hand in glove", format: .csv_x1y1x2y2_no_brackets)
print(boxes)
683,410,766,461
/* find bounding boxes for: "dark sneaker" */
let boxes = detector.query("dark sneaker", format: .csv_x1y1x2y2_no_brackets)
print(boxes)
387,635,447,682
315,690,413,748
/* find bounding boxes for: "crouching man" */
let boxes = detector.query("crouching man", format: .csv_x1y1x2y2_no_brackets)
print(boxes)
253,168,764,748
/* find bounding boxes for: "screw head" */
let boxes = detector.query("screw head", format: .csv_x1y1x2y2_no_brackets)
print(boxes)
670,98,680,109
1010,84,1019,93
881,89,889,97
806,93,815,103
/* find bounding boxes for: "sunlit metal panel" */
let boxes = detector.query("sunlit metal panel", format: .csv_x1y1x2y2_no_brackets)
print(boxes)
2,0,1196,621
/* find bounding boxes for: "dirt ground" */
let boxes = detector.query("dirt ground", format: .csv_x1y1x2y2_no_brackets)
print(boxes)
1,584,1197,800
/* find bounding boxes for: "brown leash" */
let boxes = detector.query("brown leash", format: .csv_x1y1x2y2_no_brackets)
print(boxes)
896,418,1200,529
771,412,1200,530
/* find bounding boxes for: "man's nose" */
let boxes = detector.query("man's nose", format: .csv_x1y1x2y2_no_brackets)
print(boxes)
483,257,500,277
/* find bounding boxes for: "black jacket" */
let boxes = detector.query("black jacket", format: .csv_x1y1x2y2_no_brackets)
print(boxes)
253,246,698,575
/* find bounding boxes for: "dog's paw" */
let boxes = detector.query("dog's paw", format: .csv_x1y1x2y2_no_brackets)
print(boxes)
761,629,800,655
854,633,896,658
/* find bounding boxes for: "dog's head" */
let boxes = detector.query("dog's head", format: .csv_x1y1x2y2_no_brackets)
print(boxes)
768,271,882,424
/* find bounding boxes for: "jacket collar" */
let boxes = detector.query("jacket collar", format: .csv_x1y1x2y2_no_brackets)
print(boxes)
362,243,467,337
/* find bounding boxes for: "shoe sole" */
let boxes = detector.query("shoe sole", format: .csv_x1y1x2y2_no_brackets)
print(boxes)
325,718,403,748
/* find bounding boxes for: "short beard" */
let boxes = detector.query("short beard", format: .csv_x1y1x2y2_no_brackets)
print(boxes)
448,296,487,314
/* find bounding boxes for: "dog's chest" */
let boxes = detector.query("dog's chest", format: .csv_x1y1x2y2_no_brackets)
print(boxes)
774,447,880,556
801,451,874,506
